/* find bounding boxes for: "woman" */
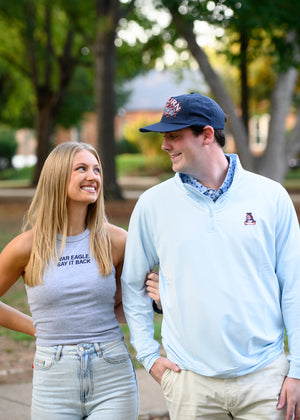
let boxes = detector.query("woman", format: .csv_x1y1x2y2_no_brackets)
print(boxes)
0,142,159,419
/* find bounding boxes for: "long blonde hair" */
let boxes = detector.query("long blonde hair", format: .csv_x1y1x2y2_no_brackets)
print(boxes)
23,142,112,287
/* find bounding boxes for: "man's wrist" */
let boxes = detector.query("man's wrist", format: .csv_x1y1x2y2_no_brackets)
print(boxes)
152,300,163,314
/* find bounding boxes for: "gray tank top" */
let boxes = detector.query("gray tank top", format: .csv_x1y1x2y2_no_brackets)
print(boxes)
26,229,123,346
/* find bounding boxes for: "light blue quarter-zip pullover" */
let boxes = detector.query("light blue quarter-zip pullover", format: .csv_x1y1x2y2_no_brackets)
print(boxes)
121,155,300,378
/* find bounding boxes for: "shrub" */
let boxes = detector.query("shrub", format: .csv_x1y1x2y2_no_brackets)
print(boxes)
0,128,17,169
123,116,171,171
116,138,140,154
124,116,164,158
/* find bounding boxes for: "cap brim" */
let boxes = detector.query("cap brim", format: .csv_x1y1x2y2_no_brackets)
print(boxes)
139,122,191,133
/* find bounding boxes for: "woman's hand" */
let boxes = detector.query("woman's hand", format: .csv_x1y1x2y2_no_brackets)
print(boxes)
146,271,162,311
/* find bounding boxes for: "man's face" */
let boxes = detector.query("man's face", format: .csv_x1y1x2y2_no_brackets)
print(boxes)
161,127,203,176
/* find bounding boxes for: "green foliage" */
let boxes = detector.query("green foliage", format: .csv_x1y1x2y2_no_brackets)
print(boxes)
0,0,94,130
156,0,300,117
0,63,35,128
0,329,35,344
220,0,300,71
284,330,289,354
0,165,33,180
119,115,172,174
116,138,140,154
0,128,17,168
116,154,148,177
116,153,171,177
124,116,169,162
56,67,94,128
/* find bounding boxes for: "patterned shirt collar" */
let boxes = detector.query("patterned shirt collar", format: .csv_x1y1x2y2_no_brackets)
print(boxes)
180,154,237,201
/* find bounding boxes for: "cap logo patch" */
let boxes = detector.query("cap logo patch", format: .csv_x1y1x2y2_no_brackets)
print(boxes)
244,212,256,225
163,98,182,118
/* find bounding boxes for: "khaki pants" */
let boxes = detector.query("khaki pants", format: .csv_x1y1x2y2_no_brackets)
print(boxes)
161,353,289,420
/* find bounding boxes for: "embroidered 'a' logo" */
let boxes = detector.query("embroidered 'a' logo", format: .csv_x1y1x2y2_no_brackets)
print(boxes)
244,212,256,225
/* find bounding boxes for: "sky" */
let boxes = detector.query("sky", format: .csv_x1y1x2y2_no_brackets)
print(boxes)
124,68,208,111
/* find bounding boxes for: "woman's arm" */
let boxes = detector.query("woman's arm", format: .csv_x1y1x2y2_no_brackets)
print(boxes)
146,272,162,313
0,230,36,336
108,223,162,322
0,301,35,336
108,223,128,324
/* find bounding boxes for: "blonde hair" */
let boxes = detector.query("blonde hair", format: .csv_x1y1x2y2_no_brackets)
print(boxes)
23,142,112,287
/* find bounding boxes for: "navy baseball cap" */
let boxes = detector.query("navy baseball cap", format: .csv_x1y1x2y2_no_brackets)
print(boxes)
139,93,225,132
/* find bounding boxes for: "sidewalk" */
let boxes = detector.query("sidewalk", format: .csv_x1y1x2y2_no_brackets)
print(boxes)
0,369,169,419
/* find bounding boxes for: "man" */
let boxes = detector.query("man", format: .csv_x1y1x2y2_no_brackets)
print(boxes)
121,93,300,419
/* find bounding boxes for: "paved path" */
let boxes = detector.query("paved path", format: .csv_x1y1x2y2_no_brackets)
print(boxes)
0,369,168,419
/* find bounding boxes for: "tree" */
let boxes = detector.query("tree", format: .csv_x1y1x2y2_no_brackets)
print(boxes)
144,0,300,182
0,0,164,196
64,0,167,198
0,0,91,185
60,0,126,198
93,0,123,198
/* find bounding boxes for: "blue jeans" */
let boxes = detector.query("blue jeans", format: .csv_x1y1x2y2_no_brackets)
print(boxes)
31,339,138,419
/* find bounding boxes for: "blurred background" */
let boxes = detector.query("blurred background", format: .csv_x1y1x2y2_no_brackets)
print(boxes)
0,0,298,385
0,0,300,197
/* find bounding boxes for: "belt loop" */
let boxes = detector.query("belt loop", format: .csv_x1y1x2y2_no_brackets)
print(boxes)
94,342,102,357
54,345,63,361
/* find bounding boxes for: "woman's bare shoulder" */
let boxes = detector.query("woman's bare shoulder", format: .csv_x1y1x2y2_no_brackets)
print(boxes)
3,230,34,256
107,223,127,245
0,230,34,293
107,223,127,265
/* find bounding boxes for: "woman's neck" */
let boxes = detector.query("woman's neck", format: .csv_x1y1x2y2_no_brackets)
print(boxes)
66,205,87,236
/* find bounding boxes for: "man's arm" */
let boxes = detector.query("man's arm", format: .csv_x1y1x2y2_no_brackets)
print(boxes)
121,197,162,371
275,188,300,419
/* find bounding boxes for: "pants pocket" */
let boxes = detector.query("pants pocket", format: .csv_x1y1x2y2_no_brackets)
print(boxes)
33,353,55,371
161,368,179,397
102,340,131,364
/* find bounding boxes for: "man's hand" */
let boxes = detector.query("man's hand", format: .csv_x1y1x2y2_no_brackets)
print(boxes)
277,376,300,419
150,357,180,384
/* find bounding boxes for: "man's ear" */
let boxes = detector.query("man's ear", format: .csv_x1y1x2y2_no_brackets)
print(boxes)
202,126,215,145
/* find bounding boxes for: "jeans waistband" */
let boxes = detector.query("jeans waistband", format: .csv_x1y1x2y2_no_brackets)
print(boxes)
36,339,124,360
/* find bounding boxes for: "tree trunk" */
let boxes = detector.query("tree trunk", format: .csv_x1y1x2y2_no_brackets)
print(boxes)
287,108,300,160
94,0,122,199
259,68,298,181
32,92,56,185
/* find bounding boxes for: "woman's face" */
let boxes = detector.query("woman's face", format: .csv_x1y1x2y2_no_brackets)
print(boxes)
67,150,101,206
